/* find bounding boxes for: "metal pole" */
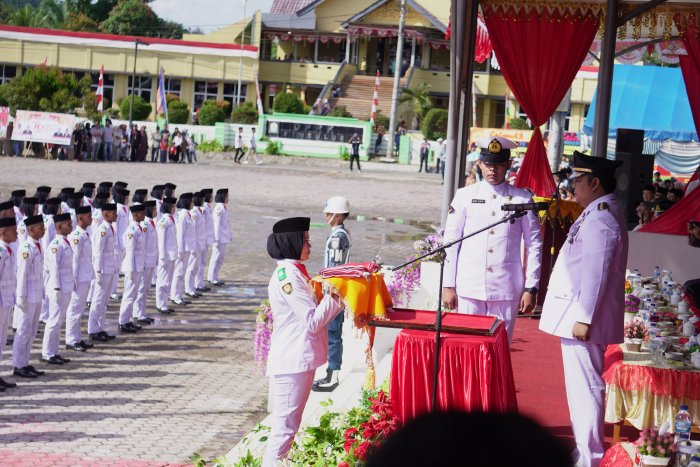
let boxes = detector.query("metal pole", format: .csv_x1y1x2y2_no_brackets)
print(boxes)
547,111,565,171
385,0,407,158
128,41,140,130
236,0,247,108
592,0,618,158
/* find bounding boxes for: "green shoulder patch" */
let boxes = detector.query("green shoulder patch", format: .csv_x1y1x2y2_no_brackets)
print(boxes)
277,268,287,281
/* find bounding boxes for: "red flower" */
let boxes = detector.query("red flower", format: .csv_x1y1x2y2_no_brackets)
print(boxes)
344,427,358,439
338,463,350,467
344,439,355,453
362,427,376,439
354,441,371,461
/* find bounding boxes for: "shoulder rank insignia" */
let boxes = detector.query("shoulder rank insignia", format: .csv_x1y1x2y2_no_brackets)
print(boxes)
282,283,293,294
277,268,287,281
51,247,58,254
597,202,609,211
73,239,79,244
100,231,106,237
22,252,29,259
448,205,455,214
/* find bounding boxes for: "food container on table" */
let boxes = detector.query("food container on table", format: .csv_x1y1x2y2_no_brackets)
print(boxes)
678,301,690,314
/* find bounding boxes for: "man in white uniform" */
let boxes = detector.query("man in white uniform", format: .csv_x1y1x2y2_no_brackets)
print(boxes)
88,203,118,342
117,204,146,332
156,197,178,314
442,137,543,343
0,217,19,389
65,206,95,352
540,151,628,467
207,188,231,286
134,200,158,324
170,193,195,306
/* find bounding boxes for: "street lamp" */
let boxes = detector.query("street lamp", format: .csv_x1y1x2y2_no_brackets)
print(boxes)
128,39,150,130
236,0,248,108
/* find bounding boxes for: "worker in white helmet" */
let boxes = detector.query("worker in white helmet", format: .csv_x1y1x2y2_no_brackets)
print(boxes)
312,196,352,392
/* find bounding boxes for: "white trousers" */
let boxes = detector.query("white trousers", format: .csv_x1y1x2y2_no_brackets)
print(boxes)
88,273,115,334
12,304,21,330
156,260,175,310
66,281,91,345
561,338,606,467
112,249,125,295
135,267,155,319
42,290,72,357
0,306,12,361
118,271,143,325
12,300,42,368
40,273,50,321
170,252,190,302
457,296,519,345
207,242,227,282
185,248,200,295
262,370,315,467
196,245,209,289
87,278,96,304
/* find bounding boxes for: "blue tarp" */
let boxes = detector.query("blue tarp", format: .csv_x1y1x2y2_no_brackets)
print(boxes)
583,65,698,142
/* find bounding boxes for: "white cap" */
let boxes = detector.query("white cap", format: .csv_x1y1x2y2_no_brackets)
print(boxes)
323,196,350,214
475,136,517,150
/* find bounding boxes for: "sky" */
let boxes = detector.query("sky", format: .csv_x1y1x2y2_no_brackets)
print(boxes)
151,0,276,32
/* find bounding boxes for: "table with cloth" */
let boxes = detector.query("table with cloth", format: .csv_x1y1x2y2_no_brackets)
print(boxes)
388,314,517,422
603,344,700,442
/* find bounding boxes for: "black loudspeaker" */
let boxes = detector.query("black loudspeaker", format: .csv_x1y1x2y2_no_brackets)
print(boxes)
616,128,645,154
614,152,655,228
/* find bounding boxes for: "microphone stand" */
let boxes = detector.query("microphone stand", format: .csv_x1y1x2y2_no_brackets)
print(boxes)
548,176,567,282
392,210,528,412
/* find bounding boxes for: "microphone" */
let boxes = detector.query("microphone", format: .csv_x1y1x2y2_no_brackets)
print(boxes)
501,202,550,212
552,167,573,177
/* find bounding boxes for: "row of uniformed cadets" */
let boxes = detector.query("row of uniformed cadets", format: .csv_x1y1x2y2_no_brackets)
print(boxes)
0,182,231,389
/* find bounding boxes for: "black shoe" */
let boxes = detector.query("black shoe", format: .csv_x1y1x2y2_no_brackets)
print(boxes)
66,343,86,352
100,331,116,340
185,292,199,299
195,287,210,292
89,332,109,342
0,377,17,388
40,355,64,365
0,385,5,392
79,340,94,349
13,367,36,378
157,308,174,314
55,355,71,363
312,370,332,388
171,299,188,306
130,321,142,330
118,323,138,333
136,317,154,325
210,281,225,286
26,365,45,376
312,370,339,392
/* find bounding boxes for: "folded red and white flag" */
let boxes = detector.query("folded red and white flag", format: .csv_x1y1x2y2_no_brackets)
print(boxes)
319,262,380,279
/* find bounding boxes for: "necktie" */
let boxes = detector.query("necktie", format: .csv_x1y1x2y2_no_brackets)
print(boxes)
6,246,11,257
35,242,41,254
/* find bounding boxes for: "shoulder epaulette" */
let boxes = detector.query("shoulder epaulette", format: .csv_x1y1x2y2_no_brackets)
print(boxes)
597,202,609,211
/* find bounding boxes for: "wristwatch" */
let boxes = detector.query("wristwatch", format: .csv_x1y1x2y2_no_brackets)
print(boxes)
525,287,538,295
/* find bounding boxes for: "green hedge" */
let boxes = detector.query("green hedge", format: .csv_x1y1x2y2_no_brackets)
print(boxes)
272,92,304,114
168,100,189,124
198,103,226,126
231,102,259,124
119,94,152,121
421,108,448,140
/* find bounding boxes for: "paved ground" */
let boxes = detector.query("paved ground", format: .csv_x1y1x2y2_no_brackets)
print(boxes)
0,156,441,465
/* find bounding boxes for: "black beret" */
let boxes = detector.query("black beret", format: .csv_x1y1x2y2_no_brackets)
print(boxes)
163,197,177,204
60,187,75,194
44,197,61,206
75,206,92,215
0,201,14,211
144,200,157,208
53,213,71,223
216,188,228,195
22,197,38,205
114,181,128,188
102,203,117,212
83,182,96,189
273,217,310,234
24,214,44,226
164,183,176,190
36,186,51,193
134,189,148,196
11,190,26,197
99,181,113,188
130,204,145,213
179,192,193,199
0,217,17,228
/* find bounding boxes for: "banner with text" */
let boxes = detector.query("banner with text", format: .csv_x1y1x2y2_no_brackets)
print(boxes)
14,110,75,145
470,127,533,145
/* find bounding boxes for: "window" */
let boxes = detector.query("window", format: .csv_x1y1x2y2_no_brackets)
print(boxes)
128,75,152,102
193,80,219,109
163,78,181,97
0,65,17,84
222,82,247,110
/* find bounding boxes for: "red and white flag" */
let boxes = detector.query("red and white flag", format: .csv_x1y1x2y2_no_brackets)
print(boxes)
369,70,380,128
96,65,104,112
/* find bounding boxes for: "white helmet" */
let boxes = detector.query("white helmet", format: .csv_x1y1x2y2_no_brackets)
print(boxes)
323,196,350,214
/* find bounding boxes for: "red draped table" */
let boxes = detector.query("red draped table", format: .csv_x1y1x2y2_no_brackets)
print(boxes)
389,320,517,422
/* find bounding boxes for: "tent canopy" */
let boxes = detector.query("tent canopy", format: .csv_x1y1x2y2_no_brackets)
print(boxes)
583,64,698,142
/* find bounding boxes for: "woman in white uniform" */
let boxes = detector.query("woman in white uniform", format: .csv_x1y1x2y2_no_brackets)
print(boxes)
262,217,342,466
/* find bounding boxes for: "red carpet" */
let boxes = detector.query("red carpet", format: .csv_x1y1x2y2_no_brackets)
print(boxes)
511,318,640,450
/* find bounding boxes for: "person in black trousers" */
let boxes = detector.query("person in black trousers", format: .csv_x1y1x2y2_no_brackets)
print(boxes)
418,137,430,173
348,134,362,173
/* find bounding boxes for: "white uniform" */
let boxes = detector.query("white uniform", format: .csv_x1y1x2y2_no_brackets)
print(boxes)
443,180,543,343
85,208,103,303
11,212,27,330
262,259,342,466
200,202,214,289
135,217,158,319
540,194,628,467
41,235,73,358
156,213,177,311
112,203,129,295
207,202,231,283
88,221,117,335
0,240,17,365
66,225,94,345
118,221,145,325
185,206,205,295
12,238,44,369
39,214,57,322
170,208,195,302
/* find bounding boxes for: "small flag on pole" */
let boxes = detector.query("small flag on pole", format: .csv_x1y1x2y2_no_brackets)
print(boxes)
369,70,380,128
96,65,104,112
156,66,168,118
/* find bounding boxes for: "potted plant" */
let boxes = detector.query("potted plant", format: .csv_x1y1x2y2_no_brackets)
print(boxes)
624,295,641,324
624,320,647,352
635,426,675,466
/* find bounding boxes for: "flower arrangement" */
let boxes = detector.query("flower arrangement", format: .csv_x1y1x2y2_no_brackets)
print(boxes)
624,320,648,340
341,390,399,464
253,299,273,376
636,427,676,458
388,229,444,306
625,295,641,313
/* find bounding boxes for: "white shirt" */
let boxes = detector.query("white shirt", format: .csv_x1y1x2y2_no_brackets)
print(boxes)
69,226,94,283
92,221,117,275
16,238,44,303
121,221,145,273
45,234,74,292
0,240,17,308
157,213,178,262
212,203,231,244
141,217,158,268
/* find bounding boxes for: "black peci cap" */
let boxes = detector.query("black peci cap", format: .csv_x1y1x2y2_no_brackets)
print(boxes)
36,186,51,193
53,213,71,223
83,182,96,189
75,206,92,215
11,189,26,198
44,197,61,206
0,217,17,228
273,217,310,233
144,200,157,208
164,183,176,190
163,197,177,205
0,201,14,211
102,203,117,212
24,214,44,227
130,204,145,213
99,181,113,188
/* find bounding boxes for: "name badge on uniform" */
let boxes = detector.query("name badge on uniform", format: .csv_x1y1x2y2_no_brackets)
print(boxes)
471,199,485,204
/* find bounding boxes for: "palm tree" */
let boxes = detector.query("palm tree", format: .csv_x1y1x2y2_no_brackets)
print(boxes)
399,82,432,129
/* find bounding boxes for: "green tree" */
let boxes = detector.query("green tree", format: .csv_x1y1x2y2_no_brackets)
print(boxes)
82,90,106,121
230,102,258,124
0,66,91,114
328,106,352,118
509,117,530,130
7,5,45,27
421,108,448,140
272,92,304,114
119,94,152,120
399,82,432,129
101,0,184,38
198,102,226,126
64,12,101,32
167,99,189,124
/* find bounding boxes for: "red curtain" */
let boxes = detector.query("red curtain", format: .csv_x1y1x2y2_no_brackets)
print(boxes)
483,8,599,197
